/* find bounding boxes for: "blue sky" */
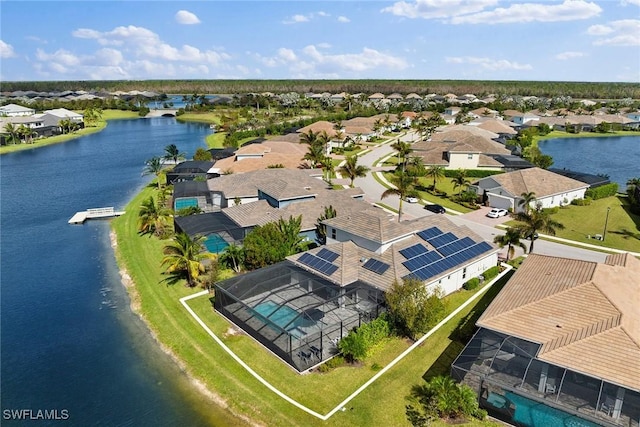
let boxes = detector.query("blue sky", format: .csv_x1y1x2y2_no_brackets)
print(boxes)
1,1,639,82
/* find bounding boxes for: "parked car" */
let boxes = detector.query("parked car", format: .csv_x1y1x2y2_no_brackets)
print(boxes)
405,196,419,203
425,204,446,214
486,208,508,218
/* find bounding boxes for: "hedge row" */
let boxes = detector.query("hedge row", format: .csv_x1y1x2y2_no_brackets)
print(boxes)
585,182,619,200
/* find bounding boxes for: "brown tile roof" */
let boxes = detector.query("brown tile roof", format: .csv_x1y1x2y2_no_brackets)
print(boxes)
235,144,271,155
223,200,279,227
258,179,318,200
322,210,414,244
207,168,325,199
211,139,311,173
478,253,640,390
296,121,339,138
484,167,589,198
476,120,518,135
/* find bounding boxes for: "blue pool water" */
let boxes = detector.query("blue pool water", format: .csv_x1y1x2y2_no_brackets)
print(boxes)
204,233,229,254
505,392,601,427
174,197,199,210
253,301,301,330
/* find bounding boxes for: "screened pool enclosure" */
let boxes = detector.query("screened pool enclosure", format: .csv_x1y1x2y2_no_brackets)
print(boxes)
451,328,640,427
214,262,385,372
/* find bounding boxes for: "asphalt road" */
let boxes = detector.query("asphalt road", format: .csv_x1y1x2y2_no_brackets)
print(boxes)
352,132,609,263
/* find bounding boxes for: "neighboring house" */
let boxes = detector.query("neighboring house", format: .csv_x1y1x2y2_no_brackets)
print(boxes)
413,126,513,171
470,167,589,211
214,209,498,372
452,253,640,427
0,103,36,117
211,136,310,173
165,161,216,184
43,108,84,125
510,112,540,126
444,106,462,116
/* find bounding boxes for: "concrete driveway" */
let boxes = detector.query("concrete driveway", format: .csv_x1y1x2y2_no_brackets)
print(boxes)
459,206,513,227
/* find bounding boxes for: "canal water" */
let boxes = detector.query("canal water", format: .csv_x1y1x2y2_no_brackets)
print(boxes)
0,118,244,426
538,135,640,190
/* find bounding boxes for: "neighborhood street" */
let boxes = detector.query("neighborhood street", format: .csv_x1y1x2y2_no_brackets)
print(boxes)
347,133,609,263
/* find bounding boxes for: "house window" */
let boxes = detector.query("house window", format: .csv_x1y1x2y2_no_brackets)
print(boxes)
462,268,467,279
467,154,473,160
331,228,336,240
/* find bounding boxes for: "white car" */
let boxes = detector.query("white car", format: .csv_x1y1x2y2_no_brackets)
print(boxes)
486,208,508,218
405,196,419,203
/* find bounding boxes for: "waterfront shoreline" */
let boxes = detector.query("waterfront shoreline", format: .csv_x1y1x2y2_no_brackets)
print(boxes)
109,229,262,427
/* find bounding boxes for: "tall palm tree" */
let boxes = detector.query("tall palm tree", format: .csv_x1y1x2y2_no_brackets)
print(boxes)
339,155,370,187
452,169,470,195
17,124,35,144
514,209,565,253
162,233,215,287
493,227,527,261
3,123,20,144
299,129,318,145
315,205,337,244
138,195,172,237
319,155,334,183
426,165,446,191
303,143,325,168
143,156,165,189
405,156,426,178
518,191,537,213
391,140,412,170
163,144,185,164
381,171,419,222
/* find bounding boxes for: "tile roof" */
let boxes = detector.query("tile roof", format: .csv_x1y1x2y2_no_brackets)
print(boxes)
477,253,640,390
481,167,589,198
207,168,325,199
296,121,339,138
223,200,279,227
322,210,414,243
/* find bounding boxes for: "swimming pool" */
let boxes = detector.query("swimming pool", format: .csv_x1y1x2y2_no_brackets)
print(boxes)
174,197,199,210
505,392,601,427
252,301,307,338
204,233,229,254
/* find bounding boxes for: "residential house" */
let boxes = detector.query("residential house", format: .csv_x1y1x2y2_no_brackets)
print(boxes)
451,253,640,427
0,103,35,117
470,167,589,211
165,161,216,184
214,209,499,372
43,108,84,126
211,135,310,173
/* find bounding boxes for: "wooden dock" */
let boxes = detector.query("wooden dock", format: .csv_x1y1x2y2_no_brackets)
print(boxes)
68,207,125,224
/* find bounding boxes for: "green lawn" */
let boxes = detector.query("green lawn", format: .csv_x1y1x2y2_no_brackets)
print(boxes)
505,196,640,253
176,111,222,125
112,185,506,426
0,109,139,155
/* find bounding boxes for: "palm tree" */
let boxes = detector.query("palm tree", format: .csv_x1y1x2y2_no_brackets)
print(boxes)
219,243,244,273
163,144,185,164
405,156,426,178
3,123,20,144
303,143,325,168
518,191,537,213
452,169,470,195
138,196,172,237
339,155,370,187
143,156,165,189
493,227,527,261
299,129,318,145
514,209,565,253
315,205,337,244
83,107,102,127
381,171,419,222
391,140,412,170
17,124,35,144
319,155,334,183
426,165,446,191
161,233,215,287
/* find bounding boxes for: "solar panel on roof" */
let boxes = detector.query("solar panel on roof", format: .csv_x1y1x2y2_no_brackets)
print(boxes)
428,232,457,248
417,227,443,241
362,258,390,275
399,244,428,259
297,253,339,276
317,248,339,262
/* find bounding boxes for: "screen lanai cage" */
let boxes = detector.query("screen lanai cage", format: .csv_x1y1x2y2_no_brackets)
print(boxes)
214,261,386,372
451,328,640,427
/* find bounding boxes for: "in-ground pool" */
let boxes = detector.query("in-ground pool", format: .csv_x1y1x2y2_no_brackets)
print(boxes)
174,197,199,210
505,392,601,427
204,233,229,254
252,301,305,337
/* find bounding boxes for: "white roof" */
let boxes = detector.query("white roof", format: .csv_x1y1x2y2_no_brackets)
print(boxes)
43,108,83,118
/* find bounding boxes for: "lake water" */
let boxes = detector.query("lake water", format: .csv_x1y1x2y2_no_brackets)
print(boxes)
538,135,640,189
0,118,244,426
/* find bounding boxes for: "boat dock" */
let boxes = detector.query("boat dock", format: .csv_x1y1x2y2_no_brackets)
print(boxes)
68,207,125,224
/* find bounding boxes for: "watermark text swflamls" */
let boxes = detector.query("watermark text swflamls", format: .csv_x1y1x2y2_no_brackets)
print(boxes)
3,409,69,421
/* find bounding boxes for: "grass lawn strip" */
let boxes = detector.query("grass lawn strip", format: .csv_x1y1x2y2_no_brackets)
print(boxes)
180,264,513,421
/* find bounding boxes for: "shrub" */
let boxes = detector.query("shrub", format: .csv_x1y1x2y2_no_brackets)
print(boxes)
542,206,559,214
338,315,391,362
386,279,447,340
585,182,618,200
463,278,480,290
482,266,501,280
571,197,592,206
444,169,503,178
317,355,345,373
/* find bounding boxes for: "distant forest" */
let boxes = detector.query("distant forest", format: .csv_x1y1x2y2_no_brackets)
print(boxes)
3,80,639,99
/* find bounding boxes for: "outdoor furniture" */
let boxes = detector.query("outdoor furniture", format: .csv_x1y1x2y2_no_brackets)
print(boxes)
545,381,556,394
600,396,615,416
310,345,322,360
297,350,312,364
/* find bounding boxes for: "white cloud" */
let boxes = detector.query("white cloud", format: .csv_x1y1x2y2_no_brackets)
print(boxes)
382,0,601,24
621,0,640,5
316,42,332,49
446,56,532,71
588,19,640,46
175,10,201,25
317,11,330,17
451,0,601,24
382,0,498,19
337,16,351,23
277,48,297,62
0,40,16,58
283,14,310,24
555,51,586,60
